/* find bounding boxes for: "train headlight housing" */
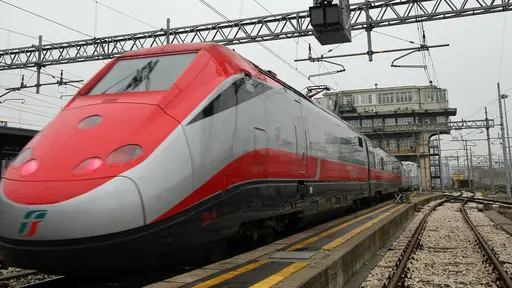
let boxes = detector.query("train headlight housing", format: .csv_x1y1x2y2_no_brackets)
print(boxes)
74,157,103,175
106,144,143,165
20,158,39,176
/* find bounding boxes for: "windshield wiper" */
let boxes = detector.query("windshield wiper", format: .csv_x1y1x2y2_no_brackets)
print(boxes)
98,59,159,94
118,59,159,93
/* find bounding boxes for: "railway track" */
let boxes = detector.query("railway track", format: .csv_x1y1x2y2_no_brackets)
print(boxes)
386,193,512,287
0,269,57,288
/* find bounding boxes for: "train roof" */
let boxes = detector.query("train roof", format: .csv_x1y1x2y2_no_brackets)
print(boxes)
119,42,219,58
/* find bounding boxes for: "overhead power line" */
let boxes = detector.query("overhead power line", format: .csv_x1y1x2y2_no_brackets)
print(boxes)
0,27,53,43
0,0,92,38
198,0,316,85
92,0,159,29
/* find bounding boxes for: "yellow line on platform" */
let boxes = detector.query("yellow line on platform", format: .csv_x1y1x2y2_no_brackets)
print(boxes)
287,203,396,251
192,260,270,288
249,262,310,288
322,204,405,250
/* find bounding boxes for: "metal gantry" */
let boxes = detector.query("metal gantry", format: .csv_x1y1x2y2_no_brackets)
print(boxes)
356,119,495,134
0,0,511,71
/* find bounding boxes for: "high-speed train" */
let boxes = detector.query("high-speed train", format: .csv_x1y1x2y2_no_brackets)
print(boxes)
0,42,413,274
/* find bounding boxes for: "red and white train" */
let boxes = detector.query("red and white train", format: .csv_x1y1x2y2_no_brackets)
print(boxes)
0,42,413,274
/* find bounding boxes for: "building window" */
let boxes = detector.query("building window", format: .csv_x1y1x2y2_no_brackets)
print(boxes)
397,117,414,125
424,89,448,102
385,118,395,126
362,119,372,127
374,118,383,127
395,91,412,103
348,120,360,127
377,92,394,104
437,116,447,123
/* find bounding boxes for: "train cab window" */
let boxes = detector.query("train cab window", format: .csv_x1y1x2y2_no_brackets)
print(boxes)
87,52,197,95
358,137,364,148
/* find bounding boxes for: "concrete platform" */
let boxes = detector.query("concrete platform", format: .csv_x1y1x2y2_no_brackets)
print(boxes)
484,210,512,235
146,193,441,288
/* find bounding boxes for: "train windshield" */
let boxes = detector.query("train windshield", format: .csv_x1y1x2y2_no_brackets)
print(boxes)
86,52,197,95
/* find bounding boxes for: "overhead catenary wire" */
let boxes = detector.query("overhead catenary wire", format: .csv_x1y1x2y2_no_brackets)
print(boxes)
91,0,158,30
0,0,93,38
252,0,342,90
197,0,316,86
0,27,53,43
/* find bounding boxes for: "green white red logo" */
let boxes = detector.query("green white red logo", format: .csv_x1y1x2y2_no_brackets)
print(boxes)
18,210,48,237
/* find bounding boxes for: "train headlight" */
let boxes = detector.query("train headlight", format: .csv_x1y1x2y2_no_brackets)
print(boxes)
106,145,143,165
74,157,103,175
20,158,39,176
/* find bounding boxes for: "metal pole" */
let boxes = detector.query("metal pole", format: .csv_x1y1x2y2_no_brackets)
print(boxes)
438,132,443,191
470,147,474,188
503,96,512,170
485,107,495,194
464,140,471,189
416,137,422,193
36,35,42,94
364,0,373,62
166,18,171,44
498,82,511,199
457,150,460,173
446,157,450,188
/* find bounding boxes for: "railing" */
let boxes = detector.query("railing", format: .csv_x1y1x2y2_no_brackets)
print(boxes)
355,122,451,134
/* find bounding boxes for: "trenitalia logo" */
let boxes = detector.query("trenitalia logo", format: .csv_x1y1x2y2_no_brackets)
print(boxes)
18,210,48,237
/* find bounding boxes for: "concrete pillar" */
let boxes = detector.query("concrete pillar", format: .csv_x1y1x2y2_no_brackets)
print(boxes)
417,132,431,191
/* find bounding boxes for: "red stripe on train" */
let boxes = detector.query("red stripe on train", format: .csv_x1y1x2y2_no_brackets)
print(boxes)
151,148,402,223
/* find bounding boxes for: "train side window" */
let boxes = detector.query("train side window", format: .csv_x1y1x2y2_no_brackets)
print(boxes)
358,137,363,148
188,81,237,123
236,78,272,105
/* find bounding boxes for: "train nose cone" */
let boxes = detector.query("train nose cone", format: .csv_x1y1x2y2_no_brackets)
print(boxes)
3,101,180,183
0,176,145,240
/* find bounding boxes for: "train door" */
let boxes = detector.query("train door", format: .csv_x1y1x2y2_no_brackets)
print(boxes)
294,99,307,174
364,139,372,197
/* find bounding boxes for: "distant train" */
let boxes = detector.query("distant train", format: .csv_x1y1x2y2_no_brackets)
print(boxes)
1,42,417,274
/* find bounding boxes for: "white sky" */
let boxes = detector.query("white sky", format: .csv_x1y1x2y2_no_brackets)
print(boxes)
0,0,511,171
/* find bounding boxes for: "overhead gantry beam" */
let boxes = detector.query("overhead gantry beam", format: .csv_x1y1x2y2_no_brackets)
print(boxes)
0,0,511,71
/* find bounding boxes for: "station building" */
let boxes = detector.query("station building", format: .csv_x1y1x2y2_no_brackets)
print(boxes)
314,84,457,190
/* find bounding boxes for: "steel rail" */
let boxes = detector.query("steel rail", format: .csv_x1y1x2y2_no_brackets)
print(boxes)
461,197,512,287
386,194,460,287
18,276,71,288
0,270,39,282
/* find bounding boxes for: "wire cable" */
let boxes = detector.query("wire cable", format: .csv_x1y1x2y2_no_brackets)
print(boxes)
92,0,158,29
0,0,92,38
198,0,316,85
253,0,342,89
0,27,53,43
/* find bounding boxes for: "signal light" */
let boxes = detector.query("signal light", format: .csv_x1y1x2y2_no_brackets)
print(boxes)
20,159,39,176
74,157,103,175
106,145,143,165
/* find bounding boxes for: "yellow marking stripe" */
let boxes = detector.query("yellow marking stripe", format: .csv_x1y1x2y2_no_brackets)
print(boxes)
287,203,396,251
249,262,310,288
322,204,405,250
410,192,417,199
192,260,270,288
